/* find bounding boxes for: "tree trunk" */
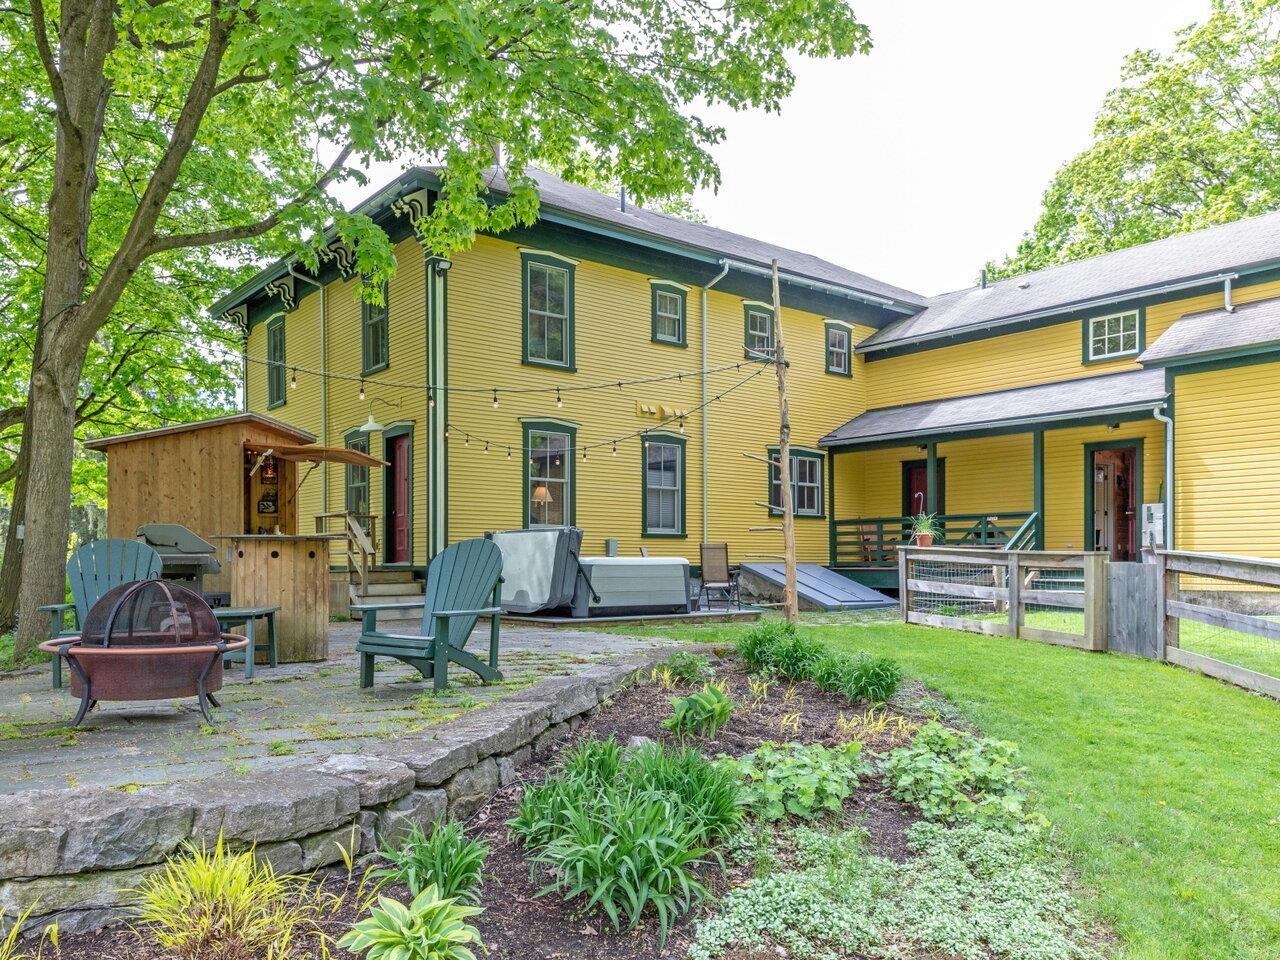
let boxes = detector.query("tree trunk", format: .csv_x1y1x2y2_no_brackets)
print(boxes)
0,423,31,630
770,259,797,623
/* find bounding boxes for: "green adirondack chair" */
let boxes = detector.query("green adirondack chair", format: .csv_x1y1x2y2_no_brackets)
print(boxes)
38,538,164,689
354,538,504,692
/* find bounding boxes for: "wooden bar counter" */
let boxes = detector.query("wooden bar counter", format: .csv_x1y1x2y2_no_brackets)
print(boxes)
225,534,339,662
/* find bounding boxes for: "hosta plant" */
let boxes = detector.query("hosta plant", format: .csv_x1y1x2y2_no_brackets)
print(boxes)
337,885,483,960
727,740,870,821
664,683,735,738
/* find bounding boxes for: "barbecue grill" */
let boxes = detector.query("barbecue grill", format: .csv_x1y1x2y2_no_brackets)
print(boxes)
38,580,248,724
135,523,222,595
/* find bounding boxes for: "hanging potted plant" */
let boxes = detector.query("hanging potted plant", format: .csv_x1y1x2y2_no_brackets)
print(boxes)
910,513,940,547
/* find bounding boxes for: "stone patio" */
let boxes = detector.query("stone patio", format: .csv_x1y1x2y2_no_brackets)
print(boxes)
0,620,682,794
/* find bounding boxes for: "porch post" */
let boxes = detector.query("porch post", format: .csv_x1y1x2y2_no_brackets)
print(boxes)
1032,429,1045,548
925,441,938,515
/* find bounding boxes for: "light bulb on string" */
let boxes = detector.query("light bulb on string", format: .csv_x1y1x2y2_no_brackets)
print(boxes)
358,380,365,401
428,389,436,409
582,447,588,461
464,434,469,446
555,388,563,408
289,367,298,390
492,389,499,409
506,447,512,460
484,442,489,454
612,441,617,457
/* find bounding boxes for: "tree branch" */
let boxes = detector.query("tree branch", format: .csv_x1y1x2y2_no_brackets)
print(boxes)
28,0,70,121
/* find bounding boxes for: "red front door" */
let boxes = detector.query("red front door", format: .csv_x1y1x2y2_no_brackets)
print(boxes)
902,458,945,517
389,434,411,563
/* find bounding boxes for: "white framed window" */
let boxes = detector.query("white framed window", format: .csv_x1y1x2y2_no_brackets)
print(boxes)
826,324,850,375
770,450,824,517
526,429,571,526
1087,310,1140,361
526,261,571,366
644,440,684,535
654,290,684,344
745,307,774,357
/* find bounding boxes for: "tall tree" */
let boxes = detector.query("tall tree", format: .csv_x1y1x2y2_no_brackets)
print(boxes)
985,0,1280,280
1,0,871,652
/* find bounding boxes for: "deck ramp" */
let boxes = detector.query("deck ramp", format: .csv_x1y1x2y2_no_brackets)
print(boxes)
740,563,895,611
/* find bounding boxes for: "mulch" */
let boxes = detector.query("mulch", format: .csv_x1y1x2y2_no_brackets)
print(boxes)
52,656,938,960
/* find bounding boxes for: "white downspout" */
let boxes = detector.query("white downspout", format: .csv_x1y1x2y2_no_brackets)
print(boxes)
1153,404,1174,549
290,267,329,514
701,260,730,542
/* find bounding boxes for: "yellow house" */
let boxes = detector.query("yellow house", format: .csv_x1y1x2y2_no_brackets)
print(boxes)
212,169,1280,594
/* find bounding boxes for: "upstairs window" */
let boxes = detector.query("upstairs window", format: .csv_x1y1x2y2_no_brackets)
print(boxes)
651,283,687,346
362,285,389,374
266,316,286,408
1086,310,1140,362
769,448,824,517
744,305,774,358
523,253,575,369
825,322,851,376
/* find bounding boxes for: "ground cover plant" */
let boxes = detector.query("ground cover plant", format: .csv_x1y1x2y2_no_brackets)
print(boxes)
609,615,1280,960
727,740,870,821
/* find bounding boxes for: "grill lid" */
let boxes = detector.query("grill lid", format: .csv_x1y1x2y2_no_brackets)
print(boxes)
80,580,221,647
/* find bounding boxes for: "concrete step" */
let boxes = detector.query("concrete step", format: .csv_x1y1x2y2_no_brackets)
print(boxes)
353,569,420,584
350,591,426,608
356,580,425,596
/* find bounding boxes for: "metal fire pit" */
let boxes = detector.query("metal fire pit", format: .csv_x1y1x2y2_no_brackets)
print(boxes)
39,580,248,724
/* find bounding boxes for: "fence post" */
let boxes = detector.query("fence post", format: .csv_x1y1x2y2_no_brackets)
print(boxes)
1007,551,1021,639
1082,553,1108,651
898,546,910,622
1157,551,1178,659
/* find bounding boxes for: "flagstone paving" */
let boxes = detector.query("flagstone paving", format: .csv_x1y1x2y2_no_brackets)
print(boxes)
0,620,681,794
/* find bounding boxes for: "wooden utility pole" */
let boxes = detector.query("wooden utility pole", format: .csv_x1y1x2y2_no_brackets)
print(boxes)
771,259,798,622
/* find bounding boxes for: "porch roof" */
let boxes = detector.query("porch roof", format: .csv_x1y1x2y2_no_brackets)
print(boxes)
1138,296,1280,367
819,368,1168,449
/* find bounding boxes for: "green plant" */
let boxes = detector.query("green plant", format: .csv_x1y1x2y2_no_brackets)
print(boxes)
132,836,318,960
663,683,735,737
0,906,57,960
811,651,903,703
736,620,822,678
909,513,941,540
370,821,488,904
727,741,869,821
337,885,483,960
656,650,714,685
624,741,744,844
882,722,1040,828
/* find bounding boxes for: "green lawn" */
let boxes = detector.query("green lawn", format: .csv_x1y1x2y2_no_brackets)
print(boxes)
615,615,1280,960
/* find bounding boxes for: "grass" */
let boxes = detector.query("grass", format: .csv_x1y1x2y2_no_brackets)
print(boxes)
0,631,50,671
613,615,1280,960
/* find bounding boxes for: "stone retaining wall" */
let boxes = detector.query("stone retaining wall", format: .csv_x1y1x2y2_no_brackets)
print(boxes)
1,651,670,935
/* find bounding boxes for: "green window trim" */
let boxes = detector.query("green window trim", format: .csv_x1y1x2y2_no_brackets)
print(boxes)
522,252,576,371
650,282,688,348
523,419,577,528
1081,307,1144,365
266,315,286,409
743,303,775,360
766,445,826,519
641,431,687,538
824,321,852,377
343,427,371,517
361,283,390,375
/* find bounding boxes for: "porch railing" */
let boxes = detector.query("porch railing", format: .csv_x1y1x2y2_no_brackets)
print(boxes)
832,511,1038,567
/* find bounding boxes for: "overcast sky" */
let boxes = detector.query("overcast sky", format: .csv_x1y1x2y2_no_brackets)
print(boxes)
342,0,1211,298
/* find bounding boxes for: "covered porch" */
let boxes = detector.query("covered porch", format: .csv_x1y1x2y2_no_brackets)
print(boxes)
821,369,1171,585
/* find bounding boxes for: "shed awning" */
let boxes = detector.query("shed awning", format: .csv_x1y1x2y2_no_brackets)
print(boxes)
819,368,1168,449
245,443,388,467
1138,296,1280,367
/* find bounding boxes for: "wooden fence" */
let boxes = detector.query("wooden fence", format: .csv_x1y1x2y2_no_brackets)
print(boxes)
898,545,1280,700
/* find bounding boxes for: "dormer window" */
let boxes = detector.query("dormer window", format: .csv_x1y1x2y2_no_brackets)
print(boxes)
1086,310,1140,362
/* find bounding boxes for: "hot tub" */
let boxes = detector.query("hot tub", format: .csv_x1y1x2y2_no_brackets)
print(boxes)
570,557,692,618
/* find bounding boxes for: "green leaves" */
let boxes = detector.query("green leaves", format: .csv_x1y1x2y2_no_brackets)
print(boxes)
738,621,904,703
882,722,1045,831
663,682,735,738
337,884,484,960
727,740,869,821
369,821,488,904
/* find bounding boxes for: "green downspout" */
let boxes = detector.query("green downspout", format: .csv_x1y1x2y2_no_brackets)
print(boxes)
925,442,938,515
1032,429,1044,548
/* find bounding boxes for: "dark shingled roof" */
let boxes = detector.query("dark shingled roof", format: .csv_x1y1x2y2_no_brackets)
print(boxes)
819,368,1168,448
473,167,925,306
1139,296,1280,366
860,211,1280,352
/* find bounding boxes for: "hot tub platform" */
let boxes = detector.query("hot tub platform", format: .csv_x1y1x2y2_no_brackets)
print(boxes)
497,606,763,628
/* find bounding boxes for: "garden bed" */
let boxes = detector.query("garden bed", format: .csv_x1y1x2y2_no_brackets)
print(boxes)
44,628,1101,960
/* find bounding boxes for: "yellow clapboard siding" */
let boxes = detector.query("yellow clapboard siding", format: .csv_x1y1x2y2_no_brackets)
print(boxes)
864,279,1280,408
1175,360,1280,558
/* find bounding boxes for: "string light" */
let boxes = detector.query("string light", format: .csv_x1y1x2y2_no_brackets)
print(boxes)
428,389,436,409
484,442,490,454
492,389,499,409
612,441,617,457
358,379,365,401
506,447,512,459
289,367,298,390
555,387,563,408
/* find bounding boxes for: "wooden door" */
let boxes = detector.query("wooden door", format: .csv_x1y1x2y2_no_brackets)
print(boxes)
902,459,945,517
1091,447,1137,561
388,434,411,563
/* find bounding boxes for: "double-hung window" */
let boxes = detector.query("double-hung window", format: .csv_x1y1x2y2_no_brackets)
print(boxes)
825,322,851,375
651,283,686,346
362,285,389,374
744,305,774,358
769,449,824,517
345,431,370,516
525,424,574,527
523,253,575,368
643,435,685,536
1086,310,1140,362
266,316,286,408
